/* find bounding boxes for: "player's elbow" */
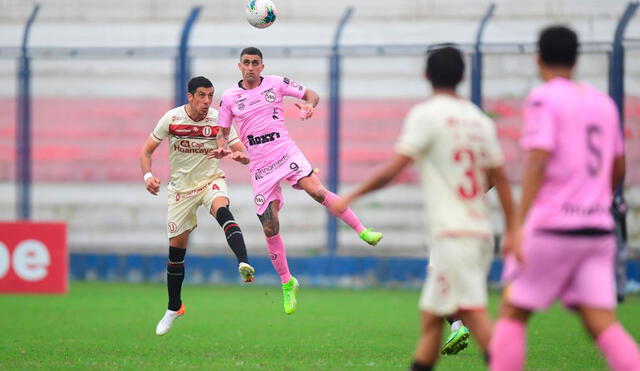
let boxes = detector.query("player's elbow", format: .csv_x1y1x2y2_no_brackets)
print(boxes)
305,89,320,106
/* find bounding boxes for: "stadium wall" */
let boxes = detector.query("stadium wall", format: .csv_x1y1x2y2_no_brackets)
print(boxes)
68,253,640,292
1,1,639,288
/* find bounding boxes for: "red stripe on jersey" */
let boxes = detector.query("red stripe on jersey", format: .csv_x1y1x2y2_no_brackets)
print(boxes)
436,230,492,241
169,124,220,138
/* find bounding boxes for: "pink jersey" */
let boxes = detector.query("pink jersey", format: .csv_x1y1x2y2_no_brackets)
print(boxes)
218,75,306,171
521,77,624,231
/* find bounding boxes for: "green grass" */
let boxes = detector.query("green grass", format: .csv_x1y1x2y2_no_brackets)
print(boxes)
0,282,638,370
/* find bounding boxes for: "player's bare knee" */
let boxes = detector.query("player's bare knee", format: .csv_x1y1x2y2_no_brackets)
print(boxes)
310,190,326,203
262,224,279,237
260,219,280,236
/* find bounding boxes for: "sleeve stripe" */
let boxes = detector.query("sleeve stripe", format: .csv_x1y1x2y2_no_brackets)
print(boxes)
151,133,162,142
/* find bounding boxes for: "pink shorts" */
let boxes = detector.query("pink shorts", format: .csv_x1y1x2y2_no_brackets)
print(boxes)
502,227,616,311
249,148,314,215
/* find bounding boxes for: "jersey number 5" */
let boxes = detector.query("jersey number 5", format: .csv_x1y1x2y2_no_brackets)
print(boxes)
454,149,480,199
586,124,602,177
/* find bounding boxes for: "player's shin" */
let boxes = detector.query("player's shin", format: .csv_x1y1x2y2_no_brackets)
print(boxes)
167,246,186,311
266,234,291,283
596,323,640,371
215,206,249,264
321,191,365,233
489,318,526,371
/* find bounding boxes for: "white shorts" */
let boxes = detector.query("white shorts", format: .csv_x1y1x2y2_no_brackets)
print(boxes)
166,178,228,238
419,237,493,315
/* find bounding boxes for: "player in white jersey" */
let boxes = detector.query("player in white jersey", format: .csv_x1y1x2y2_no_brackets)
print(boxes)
139,76,255,336
333,46,515,371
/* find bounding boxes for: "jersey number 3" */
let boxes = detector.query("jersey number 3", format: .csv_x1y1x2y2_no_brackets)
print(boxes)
454,149,480,199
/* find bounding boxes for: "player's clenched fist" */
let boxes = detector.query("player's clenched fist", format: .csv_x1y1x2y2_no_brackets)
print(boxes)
145,175,161,196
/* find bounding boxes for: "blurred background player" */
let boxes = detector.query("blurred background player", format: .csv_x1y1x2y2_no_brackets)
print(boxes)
489,26,640,371
334,45,515,371
140,76,255,335
216,47,384,315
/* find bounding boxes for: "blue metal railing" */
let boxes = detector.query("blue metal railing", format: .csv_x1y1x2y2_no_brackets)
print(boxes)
610,1,639,302
16,4,40,220
470,3,495,109
610,2,639,121
174,6,202,107
7,2,639,257
327,7,354,257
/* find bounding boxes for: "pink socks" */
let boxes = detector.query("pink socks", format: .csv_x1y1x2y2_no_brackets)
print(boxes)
489,318,526,371
266,234,291,284
321,192,365,233
596,323,640,371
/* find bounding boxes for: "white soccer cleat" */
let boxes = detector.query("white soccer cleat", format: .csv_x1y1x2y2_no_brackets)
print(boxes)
239,262,255,283
155,303,185,336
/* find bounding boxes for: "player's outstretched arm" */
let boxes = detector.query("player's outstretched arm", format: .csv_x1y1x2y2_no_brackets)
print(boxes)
140,136,162,195
487,165,518,261
229,141,250,165
335,153,413,213
208,127,232,159
294,88,319,120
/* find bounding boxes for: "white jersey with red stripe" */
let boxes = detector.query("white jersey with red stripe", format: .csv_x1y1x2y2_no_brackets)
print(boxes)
151,105,240,193
395,94,504,241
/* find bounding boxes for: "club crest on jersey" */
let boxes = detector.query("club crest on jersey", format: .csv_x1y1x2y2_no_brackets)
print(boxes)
263,89,276,103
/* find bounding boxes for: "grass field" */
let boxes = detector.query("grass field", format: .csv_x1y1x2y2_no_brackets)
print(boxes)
1,282,638,370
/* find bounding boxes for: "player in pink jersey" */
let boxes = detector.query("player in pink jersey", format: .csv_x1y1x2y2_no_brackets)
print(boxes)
489,26,640,371
216,47,383,315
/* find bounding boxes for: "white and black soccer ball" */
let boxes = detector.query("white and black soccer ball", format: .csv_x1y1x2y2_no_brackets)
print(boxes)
245,0,277,29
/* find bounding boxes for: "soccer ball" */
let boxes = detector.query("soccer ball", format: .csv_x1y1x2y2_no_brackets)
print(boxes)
245,0,277,29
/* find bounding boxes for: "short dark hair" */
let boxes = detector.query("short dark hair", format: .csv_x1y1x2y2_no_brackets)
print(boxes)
425,45,464,89
538,25,578,67
188,76,213,94
240,46,263,60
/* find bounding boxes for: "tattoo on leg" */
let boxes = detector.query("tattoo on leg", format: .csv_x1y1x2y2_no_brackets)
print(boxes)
258,202,279,236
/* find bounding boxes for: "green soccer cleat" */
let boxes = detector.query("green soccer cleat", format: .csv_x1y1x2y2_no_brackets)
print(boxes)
440,325,470,355
282,276,299,315
359,228,383,246
238,262,255,284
